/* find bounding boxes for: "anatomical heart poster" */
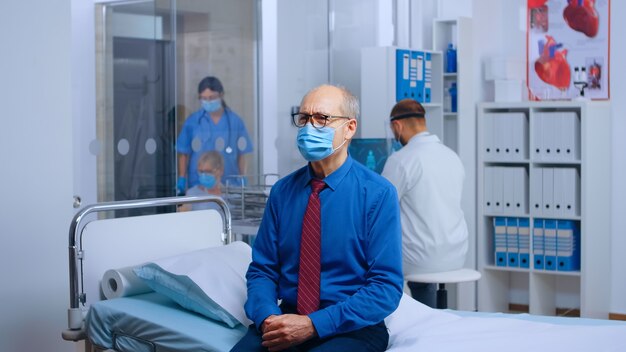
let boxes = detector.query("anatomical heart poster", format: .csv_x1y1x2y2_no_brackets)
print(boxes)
527,0,610,100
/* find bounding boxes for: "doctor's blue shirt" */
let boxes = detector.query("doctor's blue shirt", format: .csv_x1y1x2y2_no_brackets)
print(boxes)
244,156,403,338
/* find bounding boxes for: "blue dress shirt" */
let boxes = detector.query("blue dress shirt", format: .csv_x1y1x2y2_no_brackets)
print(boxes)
245,156,403,338
176,108,253,186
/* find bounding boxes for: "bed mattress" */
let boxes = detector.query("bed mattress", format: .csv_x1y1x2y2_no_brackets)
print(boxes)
86,292,247,352
87,292,626,352
448,309,626,326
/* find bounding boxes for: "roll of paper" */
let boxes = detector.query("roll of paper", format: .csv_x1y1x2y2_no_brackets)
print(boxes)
101,266,152,299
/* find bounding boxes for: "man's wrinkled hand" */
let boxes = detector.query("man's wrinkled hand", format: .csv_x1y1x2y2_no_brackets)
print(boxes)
261,314,317,351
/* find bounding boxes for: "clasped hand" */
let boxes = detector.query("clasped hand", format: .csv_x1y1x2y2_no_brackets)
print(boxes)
261,314,317,351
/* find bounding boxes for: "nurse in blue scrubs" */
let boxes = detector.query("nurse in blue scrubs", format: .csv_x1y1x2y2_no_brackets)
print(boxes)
176,76,253,194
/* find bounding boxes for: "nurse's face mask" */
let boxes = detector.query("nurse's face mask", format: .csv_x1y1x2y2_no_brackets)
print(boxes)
199,89,223,113
293,112,352,162
201,98,222,113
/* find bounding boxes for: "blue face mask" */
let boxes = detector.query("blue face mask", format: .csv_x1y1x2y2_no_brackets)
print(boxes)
201,98,222,113
198,173,217,189
392,139,403,151
296,121,348,162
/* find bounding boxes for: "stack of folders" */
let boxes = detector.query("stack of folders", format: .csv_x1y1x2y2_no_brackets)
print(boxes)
494,217,530,268
533,112,580,162
395,49,432,103
484,166,528,215
531,167,580,217
483,112,528,161
532,219,580,271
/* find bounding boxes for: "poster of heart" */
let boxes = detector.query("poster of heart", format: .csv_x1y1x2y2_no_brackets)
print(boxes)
527,0,610,100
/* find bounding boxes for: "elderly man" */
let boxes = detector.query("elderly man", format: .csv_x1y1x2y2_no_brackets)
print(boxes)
231,84,403,352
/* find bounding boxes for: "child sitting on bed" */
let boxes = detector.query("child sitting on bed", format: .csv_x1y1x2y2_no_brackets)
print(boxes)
179,150,226,212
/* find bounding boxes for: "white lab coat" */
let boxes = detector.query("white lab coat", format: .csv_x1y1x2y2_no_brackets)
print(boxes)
382,132,468,276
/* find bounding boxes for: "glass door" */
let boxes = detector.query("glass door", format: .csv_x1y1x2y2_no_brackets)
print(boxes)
94,0,258,216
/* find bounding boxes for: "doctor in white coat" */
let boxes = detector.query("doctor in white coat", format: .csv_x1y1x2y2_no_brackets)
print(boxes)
381,99,468,307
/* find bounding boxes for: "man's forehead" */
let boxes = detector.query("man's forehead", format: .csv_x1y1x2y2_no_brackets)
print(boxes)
300,89,342,114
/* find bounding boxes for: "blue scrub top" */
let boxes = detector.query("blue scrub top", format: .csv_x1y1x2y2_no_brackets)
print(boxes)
177,108,253,187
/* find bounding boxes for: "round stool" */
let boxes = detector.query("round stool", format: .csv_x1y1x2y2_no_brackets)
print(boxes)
404,268,481,309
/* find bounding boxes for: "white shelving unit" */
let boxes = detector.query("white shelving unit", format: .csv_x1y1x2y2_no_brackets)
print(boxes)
432,17,476,311
477,101,611,318
433,17,472,154
360,46,443,139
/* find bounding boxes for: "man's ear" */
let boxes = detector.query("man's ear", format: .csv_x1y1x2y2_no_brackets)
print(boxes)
345,119,357,139
391,120,401,132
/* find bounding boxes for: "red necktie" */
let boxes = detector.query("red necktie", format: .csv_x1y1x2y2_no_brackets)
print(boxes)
297,178,326,315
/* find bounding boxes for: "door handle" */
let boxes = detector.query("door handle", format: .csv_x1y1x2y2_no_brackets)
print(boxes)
73,195,82,209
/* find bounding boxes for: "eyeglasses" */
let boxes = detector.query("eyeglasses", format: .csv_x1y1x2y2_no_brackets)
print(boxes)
291,112,352,129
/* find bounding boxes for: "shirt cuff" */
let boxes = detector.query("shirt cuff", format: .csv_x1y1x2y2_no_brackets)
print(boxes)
308,309,336,338
253,305,282,331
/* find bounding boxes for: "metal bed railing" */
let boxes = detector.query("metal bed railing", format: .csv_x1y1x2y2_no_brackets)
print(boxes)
64,195,232,333
222,173,278,223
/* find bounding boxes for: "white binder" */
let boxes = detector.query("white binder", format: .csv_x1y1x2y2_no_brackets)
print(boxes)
493,115,504,161
512,113,528,161
561,111,580,161
553,168,564,216
531,167,543,215
532,112,543,161
503,114,514,160
484,114,495,160
514,167,528,215
493,166,504,213
542,167,554,217
563,167,580,217
553,112,564,161
542,113,556,160
503,167,515,212
484,166,494,213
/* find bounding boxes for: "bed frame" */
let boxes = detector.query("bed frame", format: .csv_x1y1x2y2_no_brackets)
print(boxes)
61,195,232,350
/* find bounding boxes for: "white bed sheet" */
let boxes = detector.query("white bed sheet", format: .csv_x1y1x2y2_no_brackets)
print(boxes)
385,294,626,352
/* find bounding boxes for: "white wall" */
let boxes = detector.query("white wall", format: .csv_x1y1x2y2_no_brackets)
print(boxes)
73,0,98,211
0,2,74,352
609,0,626,315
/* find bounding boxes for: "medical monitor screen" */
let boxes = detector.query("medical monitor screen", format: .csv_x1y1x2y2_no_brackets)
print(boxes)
348,138,393,174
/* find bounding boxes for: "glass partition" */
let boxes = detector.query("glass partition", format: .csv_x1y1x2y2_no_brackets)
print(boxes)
95,0,258,215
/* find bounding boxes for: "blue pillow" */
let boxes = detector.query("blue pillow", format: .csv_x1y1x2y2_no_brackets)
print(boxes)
133,242,252,328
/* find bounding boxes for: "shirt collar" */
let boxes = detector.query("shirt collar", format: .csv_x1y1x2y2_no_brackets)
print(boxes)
304,155,353,192
407,131,440,145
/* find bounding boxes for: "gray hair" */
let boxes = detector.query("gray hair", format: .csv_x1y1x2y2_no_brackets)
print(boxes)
304,84,360,119
198,150,224,171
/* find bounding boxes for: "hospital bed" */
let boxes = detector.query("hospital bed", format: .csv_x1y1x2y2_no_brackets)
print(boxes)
62,196,626,352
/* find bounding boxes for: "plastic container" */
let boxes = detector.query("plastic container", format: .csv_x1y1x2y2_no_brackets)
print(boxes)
449,83,457,113
446,43,457,73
